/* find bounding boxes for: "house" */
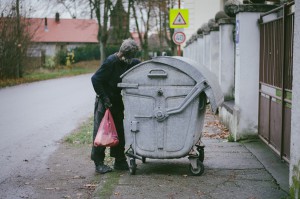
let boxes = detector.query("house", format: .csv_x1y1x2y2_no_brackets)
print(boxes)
28,13,98,57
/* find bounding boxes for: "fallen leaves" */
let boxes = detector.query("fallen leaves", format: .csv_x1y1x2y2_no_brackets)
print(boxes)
203,111,230,139
114,192,120,196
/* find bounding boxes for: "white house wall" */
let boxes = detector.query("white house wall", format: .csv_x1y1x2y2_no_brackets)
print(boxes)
28,43,87,57
290,0,300,186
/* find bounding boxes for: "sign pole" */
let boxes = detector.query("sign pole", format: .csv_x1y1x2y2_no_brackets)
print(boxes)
178,0,181,56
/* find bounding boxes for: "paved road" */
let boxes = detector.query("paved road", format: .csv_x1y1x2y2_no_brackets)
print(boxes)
108,138,289,199
0,74,95,197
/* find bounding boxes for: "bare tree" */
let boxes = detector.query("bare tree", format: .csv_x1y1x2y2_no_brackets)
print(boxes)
152,0,177,55
109,0,131,46
54,0,136,62
164,0,177,55
89,0,112,63
0,0,32,78
130,0,177,59
131,0,156,60
55,0,79,18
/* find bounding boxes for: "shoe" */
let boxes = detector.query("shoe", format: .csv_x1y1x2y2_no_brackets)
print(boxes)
95,163,112,174
114,159,129,170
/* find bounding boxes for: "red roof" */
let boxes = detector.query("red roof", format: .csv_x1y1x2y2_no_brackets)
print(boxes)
28,18,98,43
131,32,144,48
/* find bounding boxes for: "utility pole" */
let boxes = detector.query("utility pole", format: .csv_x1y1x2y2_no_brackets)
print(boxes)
177,0,181,56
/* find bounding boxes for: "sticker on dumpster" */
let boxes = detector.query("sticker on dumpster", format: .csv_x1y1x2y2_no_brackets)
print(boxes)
172,31,186,45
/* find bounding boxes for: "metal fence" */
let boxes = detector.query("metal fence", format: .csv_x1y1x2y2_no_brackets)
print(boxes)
258,1,294,162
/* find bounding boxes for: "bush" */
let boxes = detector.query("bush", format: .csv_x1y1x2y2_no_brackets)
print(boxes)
104,45,119,57
74,44,100,62
55,50,67,66
44,56,56,69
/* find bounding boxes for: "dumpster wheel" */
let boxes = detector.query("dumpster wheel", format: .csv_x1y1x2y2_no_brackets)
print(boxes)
197,146,205,162
129,158,137,175
189,159,204,176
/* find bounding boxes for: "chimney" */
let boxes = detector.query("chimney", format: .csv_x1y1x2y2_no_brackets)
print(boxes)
44,17,48,32
55,12,60,23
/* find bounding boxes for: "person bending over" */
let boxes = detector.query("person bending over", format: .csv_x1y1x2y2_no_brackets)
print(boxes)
91,38,140,174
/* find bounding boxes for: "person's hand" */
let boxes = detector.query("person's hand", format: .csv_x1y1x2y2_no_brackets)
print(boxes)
103,97,112,109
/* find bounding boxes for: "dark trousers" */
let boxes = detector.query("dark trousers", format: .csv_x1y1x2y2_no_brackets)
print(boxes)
91,96,126,166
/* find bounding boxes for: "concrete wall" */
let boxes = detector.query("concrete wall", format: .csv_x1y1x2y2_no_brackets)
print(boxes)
183,2,300,188
219,22,235,99
204,33,211,70
234,12,262,138
290,0,300,186
210,30,220,80
196,36,204,65
183,5,279,141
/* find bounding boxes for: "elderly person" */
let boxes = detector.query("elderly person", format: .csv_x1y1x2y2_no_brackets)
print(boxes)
91,39,140,174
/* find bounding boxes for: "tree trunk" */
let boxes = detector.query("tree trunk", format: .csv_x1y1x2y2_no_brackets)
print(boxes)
16,0,22,78
89,0,110,64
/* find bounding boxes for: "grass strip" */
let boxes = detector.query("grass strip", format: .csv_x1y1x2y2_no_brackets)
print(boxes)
0,60,99,88
94,171,121,198
64,116,94,145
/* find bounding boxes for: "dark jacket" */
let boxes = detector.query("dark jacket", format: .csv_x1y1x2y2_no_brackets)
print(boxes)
91,53,140,107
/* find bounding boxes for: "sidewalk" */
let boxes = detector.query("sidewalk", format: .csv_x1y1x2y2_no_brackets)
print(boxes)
98,110,289,199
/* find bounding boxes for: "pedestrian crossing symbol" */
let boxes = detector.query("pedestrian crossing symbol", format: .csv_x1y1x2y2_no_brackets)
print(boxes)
173,13,186,25
169,9,189,28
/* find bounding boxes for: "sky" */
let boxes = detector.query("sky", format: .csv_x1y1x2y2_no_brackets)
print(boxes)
1,0,223,42
0,0,87,19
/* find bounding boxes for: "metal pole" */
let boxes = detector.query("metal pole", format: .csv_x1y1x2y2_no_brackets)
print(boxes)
178,0,181,56
280,4,286,160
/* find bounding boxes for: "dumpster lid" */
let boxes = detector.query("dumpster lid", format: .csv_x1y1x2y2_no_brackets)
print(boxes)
120,56,224,113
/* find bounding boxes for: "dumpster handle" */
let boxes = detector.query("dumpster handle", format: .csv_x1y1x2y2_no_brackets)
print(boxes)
166,81,207,117
147,69,168,78
118,83,139,88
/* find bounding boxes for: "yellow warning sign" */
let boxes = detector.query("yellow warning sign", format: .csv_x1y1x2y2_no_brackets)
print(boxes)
169,9,189,28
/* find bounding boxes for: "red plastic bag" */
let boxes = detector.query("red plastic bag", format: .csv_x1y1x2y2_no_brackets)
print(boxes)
94,109,119,147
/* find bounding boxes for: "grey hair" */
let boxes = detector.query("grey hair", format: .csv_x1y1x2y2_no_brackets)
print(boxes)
119,38,139,58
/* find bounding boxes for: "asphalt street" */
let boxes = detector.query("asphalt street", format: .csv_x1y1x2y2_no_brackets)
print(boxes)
0,74,95,197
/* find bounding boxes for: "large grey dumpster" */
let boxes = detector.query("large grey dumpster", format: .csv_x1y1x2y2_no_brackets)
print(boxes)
118,56,223,175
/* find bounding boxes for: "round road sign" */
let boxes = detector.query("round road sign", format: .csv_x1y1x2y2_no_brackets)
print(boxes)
172,31,186,45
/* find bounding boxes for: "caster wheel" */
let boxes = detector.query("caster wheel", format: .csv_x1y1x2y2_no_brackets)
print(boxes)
129,158,136,175
199,148,204,162
189,159,204,176
142,157,146,163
